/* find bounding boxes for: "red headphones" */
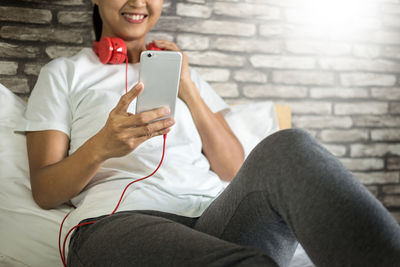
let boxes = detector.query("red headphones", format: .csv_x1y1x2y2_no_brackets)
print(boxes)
93,36,164,64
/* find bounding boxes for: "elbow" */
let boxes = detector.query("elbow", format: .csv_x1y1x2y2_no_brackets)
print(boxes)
32,190,54,210
30,182,59,210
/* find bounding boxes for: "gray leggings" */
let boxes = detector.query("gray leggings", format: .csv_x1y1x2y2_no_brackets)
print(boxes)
67,129,400,267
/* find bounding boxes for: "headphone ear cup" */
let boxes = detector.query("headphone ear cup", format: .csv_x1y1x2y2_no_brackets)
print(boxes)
109,37,127,64
94,36,127,64
96,36,113,64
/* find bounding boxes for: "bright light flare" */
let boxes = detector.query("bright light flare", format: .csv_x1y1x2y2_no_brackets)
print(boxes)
292,0,376,39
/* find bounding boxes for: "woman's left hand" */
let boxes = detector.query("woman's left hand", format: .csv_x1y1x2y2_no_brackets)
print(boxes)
152,40,195,103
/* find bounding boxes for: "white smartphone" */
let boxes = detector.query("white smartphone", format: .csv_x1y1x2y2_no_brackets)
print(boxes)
136,50,182,121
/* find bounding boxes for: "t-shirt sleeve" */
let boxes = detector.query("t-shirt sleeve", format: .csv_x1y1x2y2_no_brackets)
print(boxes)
19,59,72,137
189,68,229,114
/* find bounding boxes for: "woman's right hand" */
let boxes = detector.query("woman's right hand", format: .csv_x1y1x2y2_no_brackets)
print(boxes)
93,82,175,161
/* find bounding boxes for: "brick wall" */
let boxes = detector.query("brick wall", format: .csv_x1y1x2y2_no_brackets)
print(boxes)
0,0,399,222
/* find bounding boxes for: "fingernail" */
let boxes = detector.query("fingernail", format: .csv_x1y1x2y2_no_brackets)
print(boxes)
163,107,170,114
136,82,143,90
168,119,174,125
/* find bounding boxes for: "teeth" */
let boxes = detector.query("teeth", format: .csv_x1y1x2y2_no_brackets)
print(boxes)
124,14,145,21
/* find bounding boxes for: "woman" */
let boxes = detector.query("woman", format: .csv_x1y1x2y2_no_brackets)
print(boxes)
22,0,400,266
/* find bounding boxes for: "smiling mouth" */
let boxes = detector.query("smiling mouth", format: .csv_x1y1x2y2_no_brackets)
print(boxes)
122,13,148,22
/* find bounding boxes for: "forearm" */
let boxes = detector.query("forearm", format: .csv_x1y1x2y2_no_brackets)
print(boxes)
182,81,244,181
31,136,105,209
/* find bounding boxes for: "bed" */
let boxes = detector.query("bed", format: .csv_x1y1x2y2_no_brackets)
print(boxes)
0,83,314,267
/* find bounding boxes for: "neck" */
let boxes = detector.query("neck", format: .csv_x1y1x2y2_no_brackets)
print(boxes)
125,39,147,63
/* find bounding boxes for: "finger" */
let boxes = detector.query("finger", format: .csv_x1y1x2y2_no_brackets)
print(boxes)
132,117,174,137
136,123,172,139
129,106,172,126
135,127,171,144
114,82,144,113
153,40,180,51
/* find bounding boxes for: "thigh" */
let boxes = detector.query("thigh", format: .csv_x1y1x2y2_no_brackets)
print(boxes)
67,211,278,267
194,163,297,267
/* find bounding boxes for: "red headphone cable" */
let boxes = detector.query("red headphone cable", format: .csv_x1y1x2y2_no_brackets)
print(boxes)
59,54,168,266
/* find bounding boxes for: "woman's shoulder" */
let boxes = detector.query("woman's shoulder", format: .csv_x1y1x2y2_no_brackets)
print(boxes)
41,48,97,75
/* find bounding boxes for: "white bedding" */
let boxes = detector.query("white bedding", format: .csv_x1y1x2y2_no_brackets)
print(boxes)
0,84,314,267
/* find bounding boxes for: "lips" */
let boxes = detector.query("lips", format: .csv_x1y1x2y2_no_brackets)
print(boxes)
122,12,148,23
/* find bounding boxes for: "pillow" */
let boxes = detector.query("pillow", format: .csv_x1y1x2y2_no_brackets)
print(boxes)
0,84,71,267
224,101,280,158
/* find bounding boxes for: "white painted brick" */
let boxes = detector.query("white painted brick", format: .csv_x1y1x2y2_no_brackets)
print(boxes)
177,34,209,50
213,2,280,20
243,85,307,98
157,18,256,37
340,73,396,87
354,115,400,127
383,184,400,194
28,0,85,5
176,3,212,18
146,33,174,43
0,77,29,94
371,129,400,141
285,24,328,40
45,46,84,59
371,88,400,100
57,11,91,25
388,157,400,170
381,4,400,14
340,158,384,171
212,38,280,54
354,172,399,185
193,67,230,82
284,101,331,115
382,46,400,59
0,7,52,24
1,26,84,44
293,116,352,128
209,83,239,98
250,56,315,69
233,70,267,83
186,51,246,67
319,58,400,73
244,0,302,7
351,143,400,157
286,41,351,56
358,31,400,45
391,103,400,114
334,102,388,115
310,87,369,99
0,42,40,59
0,61,18,75
187,0,205,3
322,144,347,157
353,44,380,58
382,195,400,208
383,15,400,28
259,24,285,37
24,63,43,76
320,129,368,142
273,71,334,85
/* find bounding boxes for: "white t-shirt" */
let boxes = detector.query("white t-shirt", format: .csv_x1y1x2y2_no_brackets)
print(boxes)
21,48,228,234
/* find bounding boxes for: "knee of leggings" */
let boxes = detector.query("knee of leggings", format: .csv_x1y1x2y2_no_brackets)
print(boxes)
260,128,314,152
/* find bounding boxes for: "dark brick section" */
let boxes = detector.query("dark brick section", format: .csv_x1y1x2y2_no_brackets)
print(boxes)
0,0,399,221
0,0,93,91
